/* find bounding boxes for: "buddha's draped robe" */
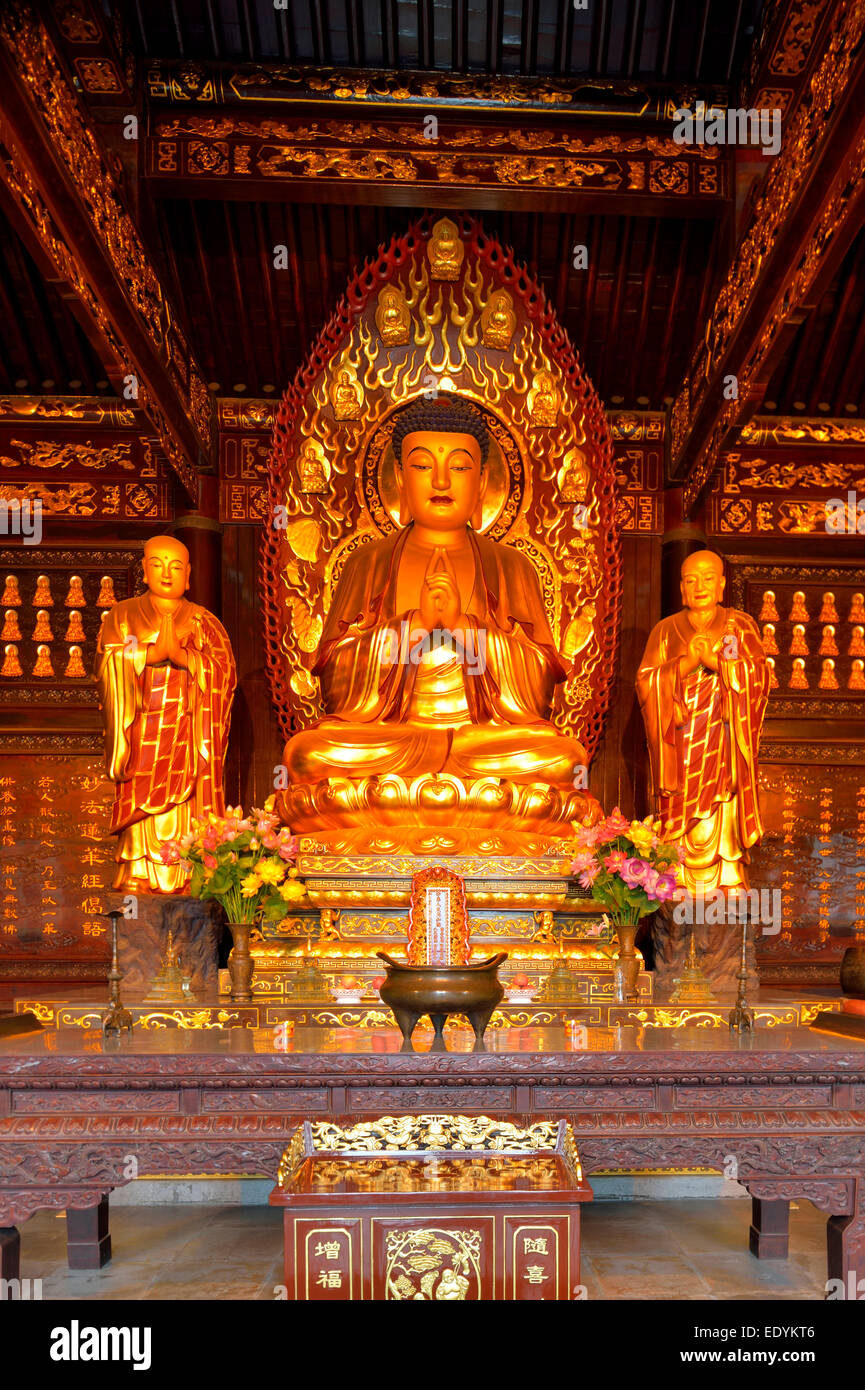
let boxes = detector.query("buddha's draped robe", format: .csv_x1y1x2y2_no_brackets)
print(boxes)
636,607,768,890
285,527,584,788
96,593,236,891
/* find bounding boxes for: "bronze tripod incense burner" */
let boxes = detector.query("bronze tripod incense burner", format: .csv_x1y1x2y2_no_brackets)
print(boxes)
376,950,507,1052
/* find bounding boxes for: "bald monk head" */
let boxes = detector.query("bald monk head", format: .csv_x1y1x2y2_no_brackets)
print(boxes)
680,549,725,618
143,535,190,603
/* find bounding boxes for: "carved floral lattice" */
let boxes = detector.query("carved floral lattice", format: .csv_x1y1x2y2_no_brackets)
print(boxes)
261,214,621,761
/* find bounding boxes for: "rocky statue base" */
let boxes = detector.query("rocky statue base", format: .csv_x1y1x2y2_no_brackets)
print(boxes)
117,895,226,995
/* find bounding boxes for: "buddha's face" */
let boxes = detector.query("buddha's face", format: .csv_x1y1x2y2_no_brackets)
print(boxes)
397,429,485,531
680,552,724,613
143,539,190,600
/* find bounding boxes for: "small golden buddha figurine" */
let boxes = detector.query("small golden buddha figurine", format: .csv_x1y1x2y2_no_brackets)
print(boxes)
818,658,838,690
65,574,86,607
33,575,53,606
95,535,236,892
767,656,778,689
761,622,778,655
849,625,865,657
330,368,361,421
820,591,839,623
789,589,809,622
759,589,779,622
528,370,559,426
96,575,116,608
1,576,21,607
819,625,838,656
1,643,22,677
65,609,86,642
789,657,808,689
1,610,21,642
375,286,410,346
64,645,86,678
481,290,516,349
849,592,865,622
790,623,808,656
557,448,591,504
427,217,464,281
298,439,329,494
849,659,865,690
32,609,53,642
279,394,597,852
33,644,54,677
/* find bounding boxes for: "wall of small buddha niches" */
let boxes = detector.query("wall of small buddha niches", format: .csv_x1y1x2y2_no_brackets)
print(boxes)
724,558,865,981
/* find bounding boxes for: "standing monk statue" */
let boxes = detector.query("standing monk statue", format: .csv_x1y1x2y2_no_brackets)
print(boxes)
95,535,236,893
636,550,769,991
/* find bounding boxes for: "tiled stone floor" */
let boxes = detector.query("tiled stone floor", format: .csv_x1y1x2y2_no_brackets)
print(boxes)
15,1198,830,1300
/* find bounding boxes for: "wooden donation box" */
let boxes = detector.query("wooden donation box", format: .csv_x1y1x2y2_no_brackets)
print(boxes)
269,1114,592,1300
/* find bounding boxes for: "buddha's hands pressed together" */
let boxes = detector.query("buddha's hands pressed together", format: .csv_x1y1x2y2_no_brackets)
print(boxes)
419,547,464,631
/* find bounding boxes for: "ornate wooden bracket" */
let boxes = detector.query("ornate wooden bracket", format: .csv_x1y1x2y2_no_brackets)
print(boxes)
669,1,865,510
0,2,214,498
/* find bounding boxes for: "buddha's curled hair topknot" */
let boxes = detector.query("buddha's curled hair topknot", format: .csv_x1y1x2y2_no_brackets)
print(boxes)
391,393,490,467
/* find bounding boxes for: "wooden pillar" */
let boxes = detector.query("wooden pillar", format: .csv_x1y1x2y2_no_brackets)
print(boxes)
660,488,709,618
749,1197,790,1259
66,1196,112,1270
0,1226,20,1290
175,474,223,617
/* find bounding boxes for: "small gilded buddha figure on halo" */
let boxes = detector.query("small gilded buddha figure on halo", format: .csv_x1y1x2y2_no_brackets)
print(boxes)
280,393,597,850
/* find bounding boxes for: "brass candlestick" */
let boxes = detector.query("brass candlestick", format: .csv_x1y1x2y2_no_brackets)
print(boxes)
728,916,755,1032
102,909,133,1037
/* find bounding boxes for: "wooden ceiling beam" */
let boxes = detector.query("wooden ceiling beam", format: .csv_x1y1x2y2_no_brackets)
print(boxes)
0,2,214,497
145,107,731,218
669,3,865,510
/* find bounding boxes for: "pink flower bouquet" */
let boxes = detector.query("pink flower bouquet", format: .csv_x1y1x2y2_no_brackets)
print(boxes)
570,807,682,926
160,798,304,924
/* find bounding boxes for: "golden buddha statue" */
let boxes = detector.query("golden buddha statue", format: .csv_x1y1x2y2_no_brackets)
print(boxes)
95,535,236,893
330,368,361,421
481,291,516,350
299,439,329,493
278,394,598,853
528,370,559,426
428,217,464,280
376,287,410,346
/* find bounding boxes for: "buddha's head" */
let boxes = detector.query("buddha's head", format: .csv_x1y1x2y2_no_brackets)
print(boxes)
680,549,725,615
143,534,190,601
392,394,490,533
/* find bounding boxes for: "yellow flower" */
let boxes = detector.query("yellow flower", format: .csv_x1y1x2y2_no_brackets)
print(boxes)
257,859,284,886
240,871,262,898
278,878,306,903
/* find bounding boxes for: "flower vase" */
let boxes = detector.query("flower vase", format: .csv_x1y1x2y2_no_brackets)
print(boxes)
227,922,254,1002
613,920,639,1004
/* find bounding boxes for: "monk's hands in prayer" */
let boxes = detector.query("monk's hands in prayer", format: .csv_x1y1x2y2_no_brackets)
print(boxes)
681,632,715,676
147,613,189,668
420,547,464,631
